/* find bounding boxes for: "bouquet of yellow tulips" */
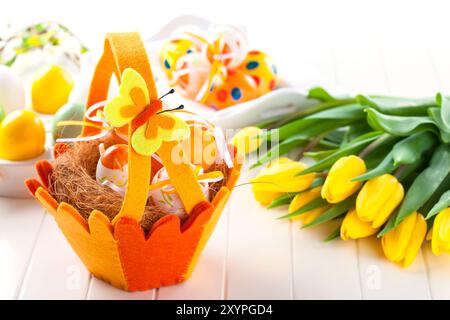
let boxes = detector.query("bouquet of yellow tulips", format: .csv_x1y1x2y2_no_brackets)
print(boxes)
235,87,450,267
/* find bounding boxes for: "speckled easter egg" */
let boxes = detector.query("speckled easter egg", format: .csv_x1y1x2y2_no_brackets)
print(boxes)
149,167,210,219
0,65,26,114
238,51,278,96
205,70,258,109
96,144,129,192
160,39,198,79
172,52,211,99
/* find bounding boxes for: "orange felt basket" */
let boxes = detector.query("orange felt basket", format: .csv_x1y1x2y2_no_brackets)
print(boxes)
25,32,242,291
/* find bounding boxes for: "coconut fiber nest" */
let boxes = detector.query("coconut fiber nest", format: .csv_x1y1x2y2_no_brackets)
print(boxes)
49,136,230,233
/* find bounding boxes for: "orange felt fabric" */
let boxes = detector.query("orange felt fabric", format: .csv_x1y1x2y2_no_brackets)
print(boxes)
157,141,206,214
24,178,44,197
115,201,214,291
80,33,158,225
55,204,127,290
53,142,70,159
35,160,53,188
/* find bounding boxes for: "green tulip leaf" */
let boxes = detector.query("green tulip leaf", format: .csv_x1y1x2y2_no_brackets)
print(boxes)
366,108,438,137
250,139,305,168
278,197,328,220
324,225,342,242
307,87,336,102
396,144,450,225
306,104,365,121
392,131,437,165
436,93,450,130
377,210,399,237
304,149,338,160
342,123,373,145
302,196,355,229
353,151,396,182
267,193,295,209
426,190,450,220
428,107,450,143
298,131,383,175
357,95,435,116
0,104,5,122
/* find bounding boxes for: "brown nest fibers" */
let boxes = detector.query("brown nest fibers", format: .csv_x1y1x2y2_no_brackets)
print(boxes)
49,136,229,232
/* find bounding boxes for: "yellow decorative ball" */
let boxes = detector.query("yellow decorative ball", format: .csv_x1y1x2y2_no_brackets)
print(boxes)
31,65,74,114
0,110,45,161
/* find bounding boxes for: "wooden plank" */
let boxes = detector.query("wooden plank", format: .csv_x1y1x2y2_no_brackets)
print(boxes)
87,278,156,300
335,47,432,299
18,214,90,300
0,198,45,299
225,166,292,299
158,205,229,300
289,49,362,299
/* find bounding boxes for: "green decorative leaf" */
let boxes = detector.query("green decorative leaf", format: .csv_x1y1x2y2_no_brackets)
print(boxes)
278,197,328,220
353,151,396,182
302,196,356,229
396,144,450,225
357,95,435,116
426,190,450,219
392,131,437,165
366,108,438,137
298,131,382,175
377,210,399,237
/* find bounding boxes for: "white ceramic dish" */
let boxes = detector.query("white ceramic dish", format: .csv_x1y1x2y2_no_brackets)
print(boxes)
0,148,53,198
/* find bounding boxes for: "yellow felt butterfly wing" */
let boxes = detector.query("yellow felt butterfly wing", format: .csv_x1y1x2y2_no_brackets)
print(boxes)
132,112,190,156
104,68,150,127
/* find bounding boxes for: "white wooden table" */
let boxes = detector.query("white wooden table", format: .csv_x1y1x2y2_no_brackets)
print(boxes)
3,2,450,299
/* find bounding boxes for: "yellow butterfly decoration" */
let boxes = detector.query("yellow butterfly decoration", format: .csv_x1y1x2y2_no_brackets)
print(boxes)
104,68,190,156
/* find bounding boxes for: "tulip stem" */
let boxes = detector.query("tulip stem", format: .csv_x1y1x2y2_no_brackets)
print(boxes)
294,134,326,161
358,133,390,158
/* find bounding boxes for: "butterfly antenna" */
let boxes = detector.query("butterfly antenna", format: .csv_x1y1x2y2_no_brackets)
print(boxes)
157,104,184,114
159,88,175,100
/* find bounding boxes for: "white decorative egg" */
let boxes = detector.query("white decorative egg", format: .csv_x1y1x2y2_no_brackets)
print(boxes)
0,65,25,114
96,144,129,193
148,167,210,219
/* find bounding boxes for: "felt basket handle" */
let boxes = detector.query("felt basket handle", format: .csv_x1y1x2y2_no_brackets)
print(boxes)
82,32,206,225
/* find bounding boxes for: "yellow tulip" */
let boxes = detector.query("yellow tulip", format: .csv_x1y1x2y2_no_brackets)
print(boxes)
232,126,263,154
321,155,366,203
356,174,404,228
341,208,379,240
431,208,450,256
252,158,315,206
288,186,328,224
381,212,427,267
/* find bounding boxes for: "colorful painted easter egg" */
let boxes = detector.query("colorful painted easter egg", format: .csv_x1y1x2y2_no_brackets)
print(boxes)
0,65,26,114
0,110,45,161
171,52,211,99
238,50,278,96
205,70,258,109
96,144,129,192
207,25,248,69
31,65,74,114
52,102,85,142
148,167,210,219
179,118,219,170
160,39,198,79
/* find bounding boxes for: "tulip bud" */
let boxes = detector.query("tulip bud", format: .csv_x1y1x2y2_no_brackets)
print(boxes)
431,208,450,256
381,212,427,267
356,174,404,228
288,186,328,224
252,158,315,205
321,155,366,203
341,208,379,240
232,126,263,154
